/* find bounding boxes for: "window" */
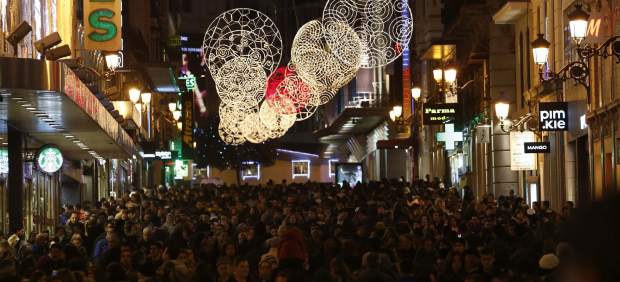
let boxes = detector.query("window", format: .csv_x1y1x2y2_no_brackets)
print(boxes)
241,162,260,180
291,160,310,178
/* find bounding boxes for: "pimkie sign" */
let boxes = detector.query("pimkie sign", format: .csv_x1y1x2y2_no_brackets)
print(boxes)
539,102,568,131
84,0,122,51
423,103,457,124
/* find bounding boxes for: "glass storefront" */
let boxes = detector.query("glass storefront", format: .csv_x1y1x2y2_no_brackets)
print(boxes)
24,167,60,235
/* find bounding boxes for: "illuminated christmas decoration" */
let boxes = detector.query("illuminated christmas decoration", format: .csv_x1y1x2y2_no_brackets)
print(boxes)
202,8,283,78
259,101,296,139
218,123,246,145
265,66,295,100
213,57,267,109
323,0,413,68
218,103,257,145
240,112,271,143
291,20,362,104
270,70,320,121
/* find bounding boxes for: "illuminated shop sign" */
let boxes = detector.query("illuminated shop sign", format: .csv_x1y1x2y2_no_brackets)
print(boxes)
423,103,457,124
37,145,64,173
436,124,463,150
84,0,122,51
174,160,189,180
140,151,176,160
524,142,551,154
539,102,568,131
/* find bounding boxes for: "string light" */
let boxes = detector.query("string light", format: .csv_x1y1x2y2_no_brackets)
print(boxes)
323,0,413,68
291,20,362,104
202,8,283,78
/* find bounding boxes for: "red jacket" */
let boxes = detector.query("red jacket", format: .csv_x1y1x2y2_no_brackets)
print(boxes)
277,227,307,261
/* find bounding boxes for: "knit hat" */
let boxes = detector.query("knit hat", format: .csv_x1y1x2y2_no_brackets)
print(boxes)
539,253,560,270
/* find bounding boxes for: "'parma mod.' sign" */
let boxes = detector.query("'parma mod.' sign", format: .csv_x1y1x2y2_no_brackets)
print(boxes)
84,0,122,51
539,102,568,131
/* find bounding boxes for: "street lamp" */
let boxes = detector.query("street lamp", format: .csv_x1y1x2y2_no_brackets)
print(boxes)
173,110,182,121
432,68,443,83
532,34,551,66
389,109,397,122
568,4,589,45
494,102,510,121
104,52,122,71
141,92,152,139
168,102,177,112
494,101,537,133
129,88,141,104
141,92,152,104
411,87,421,101
533,4,620,103
393,106,402,118
444,67,457,84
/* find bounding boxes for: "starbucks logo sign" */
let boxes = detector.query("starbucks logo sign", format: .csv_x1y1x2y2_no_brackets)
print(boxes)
37,145,63,173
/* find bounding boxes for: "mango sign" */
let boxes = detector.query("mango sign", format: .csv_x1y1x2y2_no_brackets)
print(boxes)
84,0,121,51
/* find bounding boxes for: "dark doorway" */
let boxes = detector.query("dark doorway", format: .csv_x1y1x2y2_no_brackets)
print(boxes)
575,135,590,206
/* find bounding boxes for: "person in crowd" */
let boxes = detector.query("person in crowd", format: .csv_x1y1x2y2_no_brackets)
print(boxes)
3,178,618,281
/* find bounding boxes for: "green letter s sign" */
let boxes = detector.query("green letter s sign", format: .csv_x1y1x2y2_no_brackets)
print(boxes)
88,9,117,42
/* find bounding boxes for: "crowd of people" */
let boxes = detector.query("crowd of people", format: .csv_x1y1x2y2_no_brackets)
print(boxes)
0,177,610,282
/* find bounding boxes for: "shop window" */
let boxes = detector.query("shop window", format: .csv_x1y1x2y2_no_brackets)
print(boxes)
292,160,310,178
241,162,260,180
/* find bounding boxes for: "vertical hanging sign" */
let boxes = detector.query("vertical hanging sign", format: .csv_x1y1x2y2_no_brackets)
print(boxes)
401,0,412,119
181,91,194,159
84,0,122,51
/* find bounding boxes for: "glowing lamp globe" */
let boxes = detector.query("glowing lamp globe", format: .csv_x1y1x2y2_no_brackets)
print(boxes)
129,88,141,104
568,4,589,44
411,87,421,101
495,102,510,121
531,34,551,65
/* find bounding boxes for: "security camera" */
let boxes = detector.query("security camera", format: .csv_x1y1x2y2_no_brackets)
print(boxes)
45,45,71,60
7,21,31,46
34,32,61,53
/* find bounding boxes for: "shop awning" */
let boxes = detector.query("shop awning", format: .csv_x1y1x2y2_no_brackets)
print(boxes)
0,57,138,160
314,107,389,157
315,108,389,141
145,67,180,93
377,138,413,150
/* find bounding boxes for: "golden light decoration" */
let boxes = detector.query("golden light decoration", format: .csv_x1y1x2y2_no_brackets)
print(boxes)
323,0,414,68
214,57,267,109
218,103,260,145
259,101,296,139
202,8,283,77
291,20,362,104
240,112,271,144
218,123,246,145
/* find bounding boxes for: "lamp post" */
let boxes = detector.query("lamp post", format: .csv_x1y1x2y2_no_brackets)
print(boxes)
129,88,141,104
104,52,123,72
141,92,152,140
532,4,620,102
168,102,177,113
494,101,537,133
411,87,422,101
432,65,458,95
